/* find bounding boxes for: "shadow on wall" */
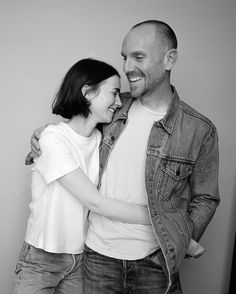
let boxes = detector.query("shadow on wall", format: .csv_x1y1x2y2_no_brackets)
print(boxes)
228,233,236,293
227,170,236,294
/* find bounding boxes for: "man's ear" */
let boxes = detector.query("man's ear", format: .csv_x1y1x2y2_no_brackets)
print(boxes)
164,49,178,71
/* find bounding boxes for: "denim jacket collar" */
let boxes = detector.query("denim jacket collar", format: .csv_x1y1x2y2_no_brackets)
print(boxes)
113,93,133,121
158,86,180,134
115,86,180,135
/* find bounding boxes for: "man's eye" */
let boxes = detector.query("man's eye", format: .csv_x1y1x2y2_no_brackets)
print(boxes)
136,56,143,61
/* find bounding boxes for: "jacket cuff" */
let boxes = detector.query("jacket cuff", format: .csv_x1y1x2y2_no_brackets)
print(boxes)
187,238,206,258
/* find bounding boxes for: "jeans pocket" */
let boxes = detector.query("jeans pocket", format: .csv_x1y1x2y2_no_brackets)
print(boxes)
83,244,94,254
18,242,31,261
144,249,168,279
145,249,162,268
15,242,31,275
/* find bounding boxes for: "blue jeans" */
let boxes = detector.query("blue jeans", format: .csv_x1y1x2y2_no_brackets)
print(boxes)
14,242,83,294
83,245,182,294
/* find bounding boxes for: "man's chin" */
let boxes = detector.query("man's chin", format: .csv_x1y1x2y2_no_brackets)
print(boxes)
130,89,140,98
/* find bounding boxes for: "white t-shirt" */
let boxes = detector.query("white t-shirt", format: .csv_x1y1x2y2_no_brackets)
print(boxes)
86,98,166,260
25,122,101,254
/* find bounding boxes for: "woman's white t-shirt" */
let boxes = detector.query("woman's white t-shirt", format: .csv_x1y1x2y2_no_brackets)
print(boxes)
25,122,101,254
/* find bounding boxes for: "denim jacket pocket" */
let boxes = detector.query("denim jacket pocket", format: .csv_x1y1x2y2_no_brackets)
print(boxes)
159,158,193,201
158,159,194,244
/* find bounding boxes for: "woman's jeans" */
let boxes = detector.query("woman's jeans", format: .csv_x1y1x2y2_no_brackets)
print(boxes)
13,241,83,294
83,244,182,294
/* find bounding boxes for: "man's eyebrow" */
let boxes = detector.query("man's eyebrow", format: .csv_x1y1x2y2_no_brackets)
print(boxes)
132,51,145,56
121,51,145,57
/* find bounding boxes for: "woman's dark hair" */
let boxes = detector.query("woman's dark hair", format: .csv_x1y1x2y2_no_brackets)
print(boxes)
52,58,120,119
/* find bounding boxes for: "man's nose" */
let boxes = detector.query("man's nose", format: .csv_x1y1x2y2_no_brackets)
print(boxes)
123,57,133,74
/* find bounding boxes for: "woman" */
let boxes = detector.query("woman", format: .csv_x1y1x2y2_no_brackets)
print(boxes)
14,58,150,294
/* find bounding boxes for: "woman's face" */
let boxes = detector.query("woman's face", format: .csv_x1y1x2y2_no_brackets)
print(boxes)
89,75,122,123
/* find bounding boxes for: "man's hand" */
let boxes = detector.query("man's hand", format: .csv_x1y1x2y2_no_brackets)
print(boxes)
25,124,48,165
186,238,205,259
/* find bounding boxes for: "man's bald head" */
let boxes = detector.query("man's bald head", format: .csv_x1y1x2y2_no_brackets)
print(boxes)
131,20,178,51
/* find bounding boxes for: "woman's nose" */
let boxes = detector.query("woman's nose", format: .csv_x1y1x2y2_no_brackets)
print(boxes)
115,94,122,107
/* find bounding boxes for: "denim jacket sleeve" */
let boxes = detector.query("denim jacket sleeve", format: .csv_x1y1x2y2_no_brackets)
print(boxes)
188,126,220,242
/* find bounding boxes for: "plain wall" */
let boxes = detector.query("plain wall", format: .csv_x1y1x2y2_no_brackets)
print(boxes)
1,0,236,293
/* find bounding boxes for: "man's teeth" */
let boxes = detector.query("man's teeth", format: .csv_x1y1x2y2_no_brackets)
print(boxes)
109,107,115,113
129,76,142,82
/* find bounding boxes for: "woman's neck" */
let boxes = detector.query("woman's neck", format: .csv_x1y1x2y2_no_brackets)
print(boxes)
67,115,97,137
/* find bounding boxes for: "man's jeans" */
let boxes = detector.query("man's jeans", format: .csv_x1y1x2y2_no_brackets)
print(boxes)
13,241,83,294
83,245,182,294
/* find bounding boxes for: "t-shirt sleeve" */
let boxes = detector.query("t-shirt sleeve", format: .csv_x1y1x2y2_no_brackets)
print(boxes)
34,129,80,184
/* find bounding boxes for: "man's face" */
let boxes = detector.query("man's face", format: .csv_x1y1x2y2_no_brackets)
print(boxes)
121,25,167,98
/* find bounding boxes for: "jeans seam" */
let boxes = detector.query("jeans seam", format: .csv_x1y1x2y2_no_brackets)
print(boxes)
122,260,127,291
65,254,76,276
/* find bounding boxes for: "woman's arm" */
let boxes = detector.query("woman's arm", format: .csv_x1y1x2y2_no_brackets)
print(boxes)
58,168,151,225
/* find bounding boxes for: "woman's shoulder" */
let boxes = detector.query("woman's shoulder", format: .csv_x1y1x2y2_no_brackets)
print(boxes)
41,122,101,144
42,122,67,134
40,122,69,143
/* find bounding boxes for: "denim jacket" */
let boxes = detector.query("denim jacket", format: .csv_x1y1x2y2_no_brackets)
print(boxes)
99,87,220,292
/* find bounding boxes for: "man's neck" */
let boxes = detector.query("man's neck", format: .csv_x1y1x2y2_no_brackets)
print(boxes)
139,83,173,114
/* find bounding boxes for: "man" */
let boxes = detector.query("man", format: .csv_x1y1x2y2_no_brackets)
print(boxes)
29,20,220,294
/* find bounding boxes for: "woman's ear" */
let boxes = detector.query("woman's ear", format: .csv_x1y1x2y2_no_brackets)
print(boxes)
81,85,97,101
81,85,90,98
164,49,178,71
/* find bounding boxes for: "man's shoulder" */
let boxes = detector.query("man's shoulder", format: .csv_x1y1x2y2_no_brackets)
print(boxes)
179,99,217,131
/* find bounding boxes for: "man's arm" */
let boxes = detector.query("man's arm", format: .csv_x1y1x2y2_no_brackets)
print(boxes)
188,126,220,242
25,125,48,165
